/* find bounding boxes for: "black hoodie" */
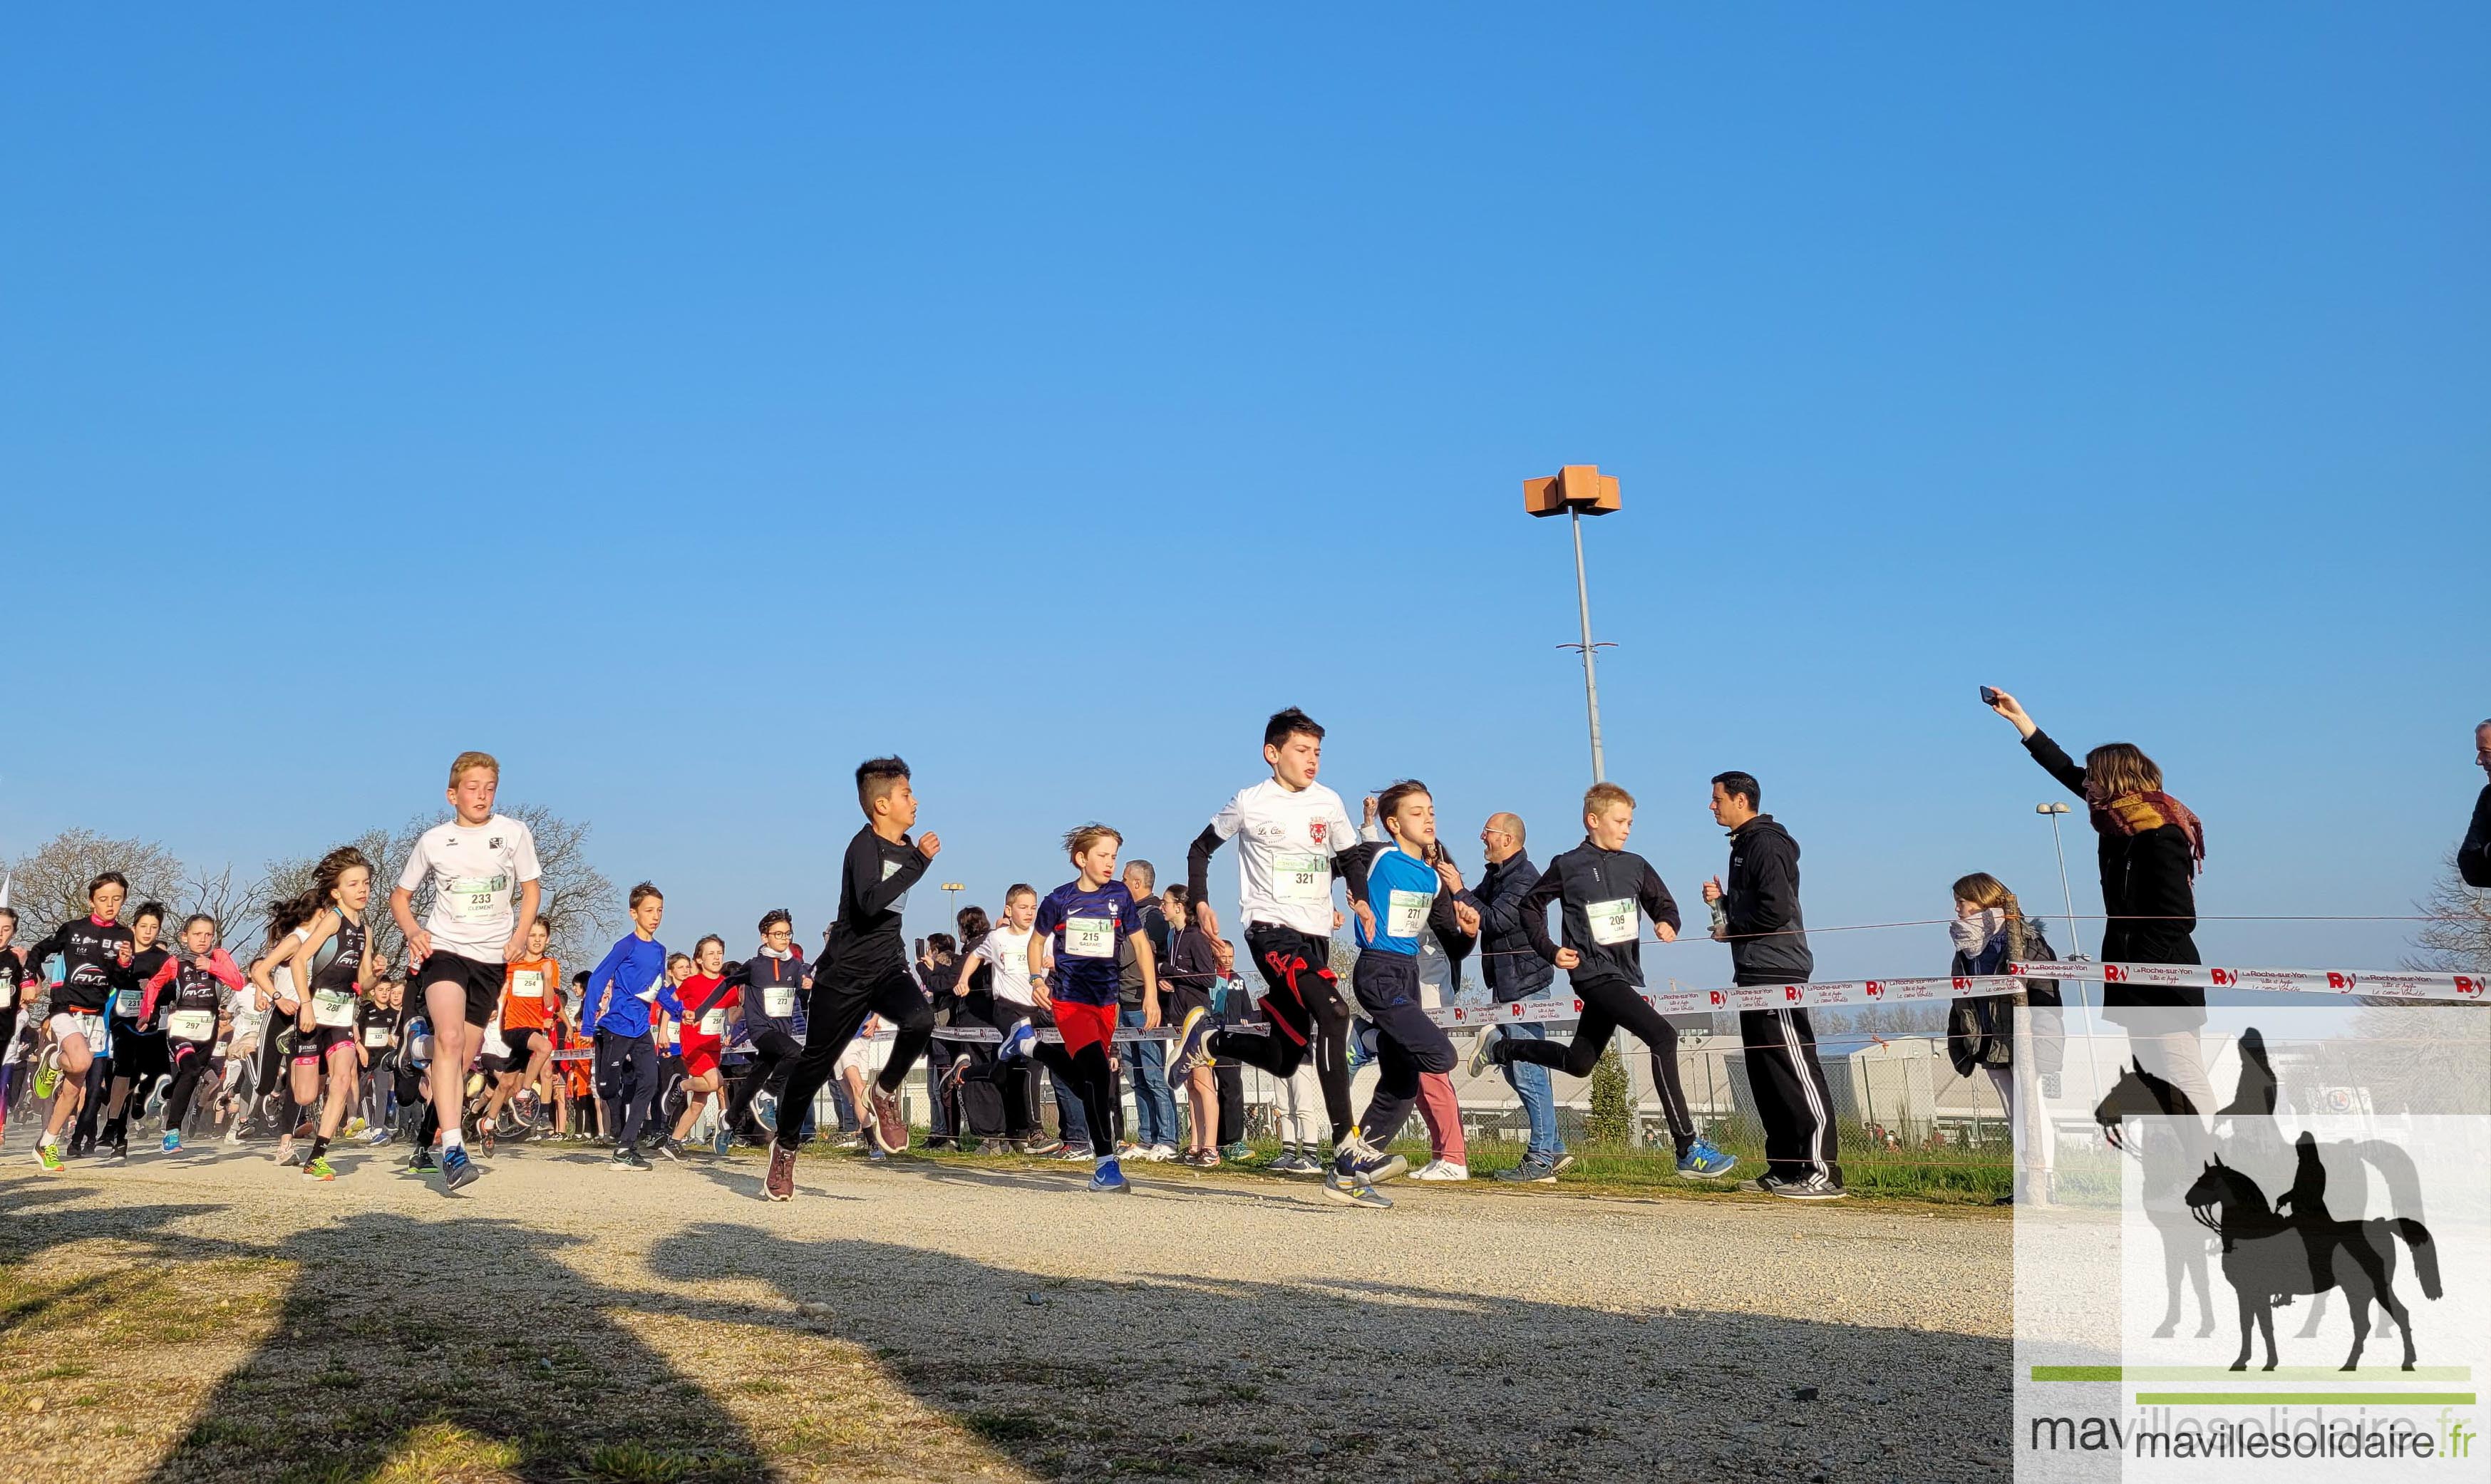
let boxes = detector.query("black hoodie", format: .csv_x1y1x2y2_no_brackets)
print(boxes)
1721,815,1814,984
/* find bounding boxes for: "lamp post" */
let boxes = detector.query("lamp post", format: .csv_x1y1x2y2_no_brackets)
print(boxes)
1523,465,1621,783
941,882,965,922
2034,803,2082,959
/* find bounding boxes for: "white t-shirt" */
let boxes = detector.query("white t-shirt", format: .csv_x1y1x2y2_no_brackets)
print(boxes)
400,814,543,962
1209,777,1358,935
969,924,1038,1007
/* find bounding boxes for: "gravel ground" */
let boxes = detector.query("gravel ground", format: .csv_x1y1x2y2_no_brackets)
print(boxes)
0,1140,2013,1482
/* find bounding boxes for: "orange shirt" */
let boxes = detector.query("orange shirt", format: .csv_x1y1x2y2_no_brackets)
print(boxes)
500,956,560,1030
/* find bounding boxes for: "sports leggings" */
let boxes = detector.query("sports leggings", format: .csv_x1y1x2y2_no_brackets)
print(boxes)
771,964,935,1153
1030,1038,1121,1158
723,1029,802,1143
1207,923,1353,1146
1499,974,1698,1153
160,1040,215,1135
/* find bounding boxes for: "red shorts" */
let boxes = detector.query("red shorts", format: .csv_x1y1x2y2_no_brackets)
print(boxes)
1053,999,1118,1058
681,1039,721,1080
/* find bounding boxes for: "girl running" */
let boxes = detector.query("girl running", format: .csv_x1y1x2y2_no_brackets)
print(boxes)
141,913,247,1153
664,935,742,1158
264,846,383,1181
24,872,136,1173
245,891,321,1162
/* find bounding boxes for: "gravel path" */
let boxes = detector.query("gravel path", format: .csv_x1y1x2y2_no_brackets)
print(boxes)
0,1142,2013,1481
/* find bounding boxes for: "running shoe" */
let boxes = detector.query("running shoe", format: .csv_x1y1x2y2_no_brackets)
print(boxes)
1319,1172,1393,1210
1494,1156,1559,1184
33,1142,63,1173
1333,1137,1408,1187
440,1146,480,1192
1180,1148,1220,1169
1269,1151,1325,1177
361,1126,393,1146
1346,1017,1379,1071
479,1120,497,1158
654,1138,684,1163
408,1148,438,1175
31,1053,61,1102
1018,1137,1064,1158
1085,1157,1131,1195
303,1155,336,1182
1551,1153,1578,1175
612,1145,651,1173
1411,1159,1470,1182
225,1124,244,1146
161,1132,182,1155
866,1087,907,1155
1145,1143,1179,1163
865,1143,887,1163
711,1121,732,1158
1056,1144,1095,1162
996,1021,1037,1063
1164,1008,1214,1082
1220,1140,1252,1162
1675,1140,1738,1180
105,1138,128,1162
1753,1172,1847,1201
764,1143,797,1202
1465,1027,1502,1078
277,1143,304,1168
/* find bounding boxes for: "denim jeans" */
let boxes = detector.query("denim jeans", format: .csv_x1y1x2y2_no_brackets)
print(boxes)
1499,1017,1564,1160
1119,1006,1177,1148
1049,1066,1091,1150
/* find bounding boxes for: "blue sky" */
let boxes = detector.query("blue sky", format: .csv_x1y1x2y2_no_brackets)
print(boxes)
4,7,2484,986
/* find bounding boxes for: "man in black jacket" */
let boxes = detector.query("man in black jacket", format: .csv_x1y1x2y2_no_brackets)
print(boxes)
2464,720,2491,890
1473,812,1569,1181
1704,771,1845,1200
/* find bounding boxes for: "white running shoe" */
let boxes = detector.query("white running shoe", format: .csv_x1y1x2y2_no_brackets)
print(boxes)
1145,1143,1179,1163
1411,1159,1470,1182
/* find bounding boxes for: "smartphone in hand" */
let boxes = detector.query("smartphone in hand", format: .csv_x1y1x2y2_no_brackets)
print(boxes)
1979,686,2001,706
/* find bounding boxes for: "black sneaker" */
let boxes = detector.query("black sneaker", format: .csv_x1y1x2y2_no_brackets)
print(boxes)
440,1145,480,1193
654,1138,684,1163
408,1148,438,1174
612,1145,652,1173
1753,1172,1848,1201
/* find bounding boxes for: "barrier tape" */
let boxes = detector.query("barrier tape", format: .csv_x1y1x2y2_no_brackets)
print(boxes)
2008,961,2487,1004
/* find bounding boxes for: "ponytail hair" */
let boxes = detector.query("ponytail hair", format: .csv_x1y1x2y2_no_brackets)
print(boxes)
270,845,374,943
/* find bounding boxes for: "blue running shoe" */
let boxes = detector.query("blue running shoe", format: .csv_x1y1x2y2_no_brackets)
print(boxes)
1346,1018,1380,1072
998,1021,1037,1063
1676,1139,1738,1180
440,1145,480,1194
1164,1008,1215,1082
1087,1156,1130,1195
160,1132,182,1155
1333,1136,1408,1187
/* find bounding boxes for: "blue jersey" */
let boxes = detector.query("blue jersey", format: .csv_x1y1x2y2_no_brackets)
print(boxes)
1034,880,1140,1008
587,934,669,1039
1353,846,1445,957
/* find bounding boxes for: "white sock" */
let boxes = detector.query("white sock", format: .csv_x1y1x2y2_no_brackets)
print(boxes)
442,1132,465,1153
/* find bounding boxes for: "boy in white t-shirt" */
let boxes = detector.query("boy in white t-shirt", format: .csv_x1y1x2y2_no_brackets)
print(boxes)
389,751,542,1194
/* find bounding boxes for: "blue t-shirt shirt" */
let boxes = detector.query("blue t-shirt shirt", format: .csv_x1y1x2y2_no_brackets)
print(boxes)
1353,845,1441,957
1034,880,1140,1008
587,934,669,1039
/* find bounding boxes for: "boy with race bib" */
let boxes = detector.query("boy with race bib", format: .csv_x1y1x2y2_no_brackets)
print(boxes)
480,917,559,1153
1473,780,1734,1180
24,871,135,1173
391,751,543,1194
1028,825,1163,1195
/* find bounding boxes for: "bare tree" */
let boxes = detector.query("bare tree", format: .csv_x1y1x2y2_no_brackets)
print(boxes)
254,828,397,959
177,860,274,951
2408,850,2491,972
2340,854,2491,1111
4,829,185,933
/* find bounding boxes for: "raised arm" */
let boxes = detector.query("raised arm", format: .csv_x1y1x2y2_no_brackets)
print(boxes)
1986,687,2088,795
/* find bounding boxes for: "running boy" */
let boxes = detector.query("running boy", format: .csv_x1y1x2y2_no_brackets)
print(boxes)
1470,780,1735,1179
764,757,940,1202
1028,825,1162,1195
584,884,669,1173
25,872,136,1173
723,910,805,1150
1180,708,1369,1160
391,751,542,1193
480,917,559,1152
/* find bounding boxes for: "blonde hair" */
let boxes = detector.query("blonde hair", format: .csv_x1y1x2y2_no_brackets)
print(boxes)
1582,781,1635,818
1063,823,1123,862
448,750,500,790
1951,872,2031,957
2081,742,2162,801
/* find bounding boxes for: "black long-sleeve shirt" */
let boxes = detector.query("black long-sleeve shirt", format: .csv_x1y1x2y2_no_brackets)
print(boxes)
1517,840,1681,991
1721,815,1815,983
822,826,930,980
2023,729,2202,1014
24,917,136,1015
2462,783,2491,890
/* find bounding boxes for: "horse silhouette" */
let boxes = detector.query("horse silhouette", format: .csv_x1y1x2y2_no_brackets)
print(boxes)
2094,1058,2217,1338
2183,1150,2440,1371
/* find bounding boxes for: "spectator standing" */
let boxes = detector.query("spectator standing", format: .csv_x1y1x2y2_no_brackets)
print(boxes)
1985,689,2212,1113
1474,813,1570,1182
1941,873,2063,1206
2462,718,2491,888
1705,772,1845,1200
1115,859,1179,1160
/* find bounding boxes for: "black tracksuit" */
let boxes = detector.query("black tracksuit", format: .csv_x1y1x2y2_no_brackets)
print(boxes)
1721,815,1842,1185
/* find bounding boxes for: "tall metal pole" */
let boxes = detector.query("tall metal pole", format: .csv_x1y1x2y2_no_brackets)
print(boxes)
2044,810,2083,959
1571,508,1606,784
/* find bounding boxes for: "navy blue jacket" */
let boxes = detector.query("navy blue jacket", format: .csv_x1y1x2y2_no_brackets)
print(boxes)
1477,852,1555,1003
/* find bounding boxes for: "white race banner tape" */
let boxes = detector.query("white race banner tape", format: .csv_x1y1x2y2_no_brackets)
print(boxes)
1426,974,2033,1026
2010,961,2488,1003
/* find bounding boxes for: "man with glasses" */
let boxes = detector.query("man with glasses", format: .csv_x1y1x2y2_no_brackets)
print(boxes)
1473,813,1572,1182
2462,719,2491,889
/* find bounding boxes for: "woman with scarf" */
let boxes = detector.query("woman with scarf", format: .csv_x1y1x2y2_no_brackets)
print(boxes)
1984,688,2212,1116
1942,872,2063,1204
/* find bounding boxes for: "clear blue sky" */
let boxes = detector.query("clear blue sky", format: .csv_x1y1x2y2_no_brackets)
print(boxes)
4,8,2483,984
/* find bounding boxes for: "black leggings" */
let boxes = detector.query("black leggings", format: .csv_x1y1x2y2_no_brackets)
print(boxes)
1500,975,1698,1152
1030,1037,1120,1158
1207,924,1353,1145
772,964,936,1153
1351,953,1455,1148
724,1029,802,1142
160,1039,216,1135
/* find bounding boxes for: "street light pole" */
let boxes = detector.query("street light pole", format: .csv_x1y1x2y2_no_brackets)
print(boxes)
1525,464,1621,787
2035,803,2082,959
